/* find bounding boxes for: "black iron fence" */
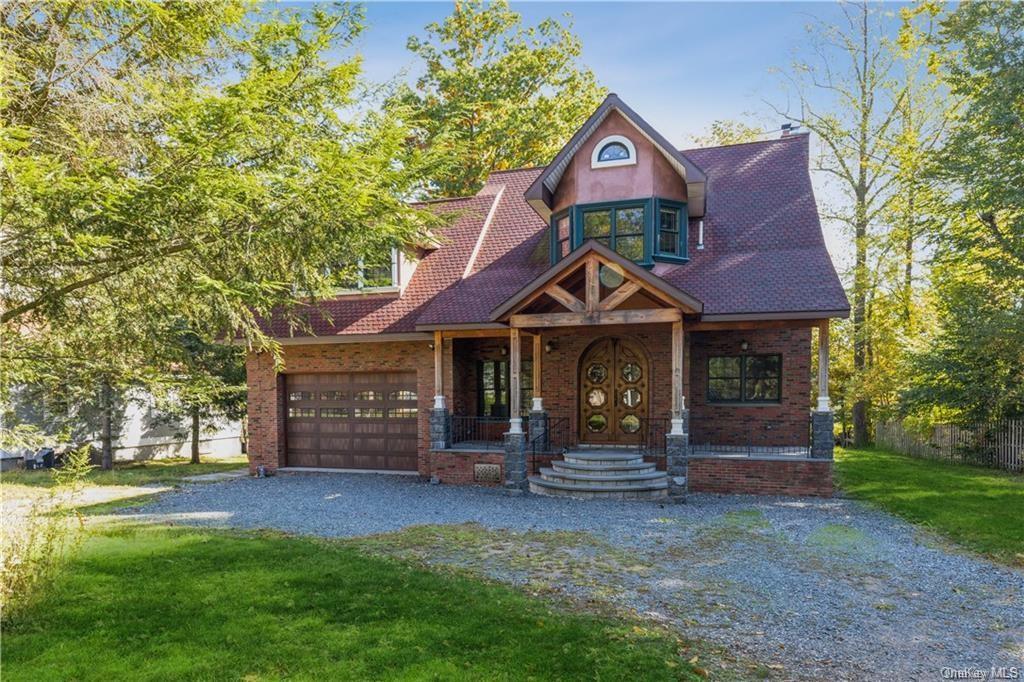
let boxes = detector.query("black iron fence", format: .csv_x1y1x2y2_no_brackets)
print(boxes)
450,415,507,451
688,414,811,458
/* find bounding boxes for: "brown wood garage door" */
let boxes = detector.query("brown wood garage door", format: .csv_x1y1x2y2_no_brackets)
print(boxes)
285,372,418,471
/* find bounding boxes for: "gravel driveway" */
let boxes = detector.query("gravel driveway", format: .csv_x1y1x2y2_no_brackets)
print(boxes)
120,472,1023,680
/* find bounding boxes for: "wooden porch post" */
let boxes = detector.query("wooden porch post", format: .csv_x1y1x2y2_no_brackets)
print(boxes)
433,330,445,409
817,320,830,411
532,333,543,411
509,327,523,433
671,320,685,435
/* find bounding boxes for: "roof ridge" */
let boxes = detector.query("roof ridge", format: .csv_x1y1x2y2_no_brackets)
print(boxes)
461,185,505,279
681,133,808,153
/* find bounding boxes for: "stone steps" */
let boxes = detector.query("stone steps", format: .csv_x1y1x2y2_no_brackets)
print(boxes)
551,460,656,474
529,447,669,500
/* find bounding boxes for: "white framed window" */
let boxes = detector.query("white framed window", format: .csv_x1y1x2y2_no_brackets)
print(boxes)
330,247,400,294
591,134,637,169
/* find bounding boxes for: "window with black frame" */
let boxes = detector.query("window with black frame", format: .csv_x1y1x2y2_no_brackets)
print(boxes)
478,359,533,417
707,355,781,403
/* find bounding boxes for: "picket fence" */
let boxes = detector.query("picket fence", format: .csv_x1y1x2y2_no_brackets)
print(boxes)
876,420,1023,473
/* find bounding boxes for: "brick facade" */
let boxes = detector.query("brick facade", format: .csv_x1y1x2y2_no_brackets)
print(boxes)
427,450,505,486
246,340,448,476
689,328,812,448
688,456,833,497
247,325,825,495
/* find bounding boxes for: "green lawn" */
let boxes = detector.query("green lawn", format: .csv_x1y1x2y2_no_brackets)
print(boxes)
835,446,1024,566
2,526,705,681
2,456,247,489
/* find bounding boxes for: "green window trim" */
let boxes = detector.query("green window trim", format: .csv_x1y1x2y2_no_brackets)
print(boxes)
550,197,688,266
653,198,688,261
706,354,783,404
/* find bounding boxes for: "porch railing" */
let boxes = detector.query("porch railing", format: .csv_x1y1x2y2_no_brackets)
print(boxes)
688,414,811,458
639,417,670,457
528,416,569,474
450,415,507,451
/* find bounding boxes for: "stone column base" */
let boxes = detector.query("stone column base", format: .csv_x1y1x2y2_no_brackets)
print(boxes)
528,410,549,453
811,411,834,459
503,431,527,493
666,410,689,503
430,408,451,450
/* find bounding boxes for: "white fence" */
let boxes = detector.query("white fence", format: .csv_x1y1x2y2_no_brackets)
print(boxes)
876,420,1023,473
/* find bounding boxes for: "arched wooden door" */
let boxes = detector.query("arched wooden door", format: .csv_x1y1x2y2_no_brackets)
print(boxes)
578,337,649,445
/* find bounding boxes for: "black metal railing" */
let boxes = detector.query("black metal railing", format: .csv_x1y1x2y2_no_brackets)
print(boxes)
529,416,570,457
639,417,670,457
450,415,507,451
688,414,811,458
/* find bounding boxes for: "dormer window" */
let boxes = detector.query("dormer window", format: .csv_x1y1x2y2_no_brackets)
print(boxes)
329,247,400,294
591,135,636,169
549,198,688,266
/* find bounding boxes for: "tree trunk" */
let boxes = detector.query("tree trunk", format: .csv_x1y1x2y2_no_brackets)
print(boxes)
190,406,201,465
100,380,113,470
851,4,872,449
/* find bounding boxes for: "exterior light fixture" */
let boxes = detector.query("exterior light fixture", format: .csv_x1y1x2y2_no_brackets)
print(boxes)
740,340,749,351
545,341,556,353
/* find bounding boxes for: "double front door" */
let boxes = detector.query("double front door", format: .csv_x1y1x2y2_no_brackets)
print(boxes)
579,337,649,445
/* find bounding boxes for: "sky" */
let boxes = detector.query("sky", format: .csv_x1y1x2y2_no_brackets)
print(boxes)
321,1,911,271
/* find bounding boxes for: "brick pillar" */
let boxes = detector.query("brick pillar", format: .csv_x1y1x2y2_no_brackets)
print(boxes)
430,407,451,450
528,410,549,453
503,431,527,492
666,409,689,503
811,411,834,459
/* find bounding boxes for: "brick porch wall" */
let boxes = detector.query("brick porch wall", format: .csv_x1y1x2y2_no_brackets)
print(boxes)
688,457,833,497
689,328,812,448
246,340,449,476
427,450,505,486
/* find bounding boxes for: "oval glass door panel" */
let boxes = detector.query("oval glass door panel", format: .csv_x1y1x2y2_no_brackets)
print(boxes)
586,414,608,433
621,363,642,383
587,389,607,407
587,363,608,383
620,414,640,434
622,388,641,408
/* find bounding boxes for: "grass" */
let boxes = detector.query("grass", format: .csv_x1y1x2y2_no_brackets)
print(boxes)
2,525,706,681
1,456,247,489
835,446,1024,566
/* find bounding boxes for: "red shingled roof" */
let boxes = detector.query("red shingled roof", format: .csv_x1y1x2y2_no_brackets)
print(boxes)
263,134,848,338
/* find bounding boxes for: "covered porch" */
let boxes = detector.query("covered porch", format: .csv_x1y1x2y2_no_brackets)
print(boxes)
423,242,835,497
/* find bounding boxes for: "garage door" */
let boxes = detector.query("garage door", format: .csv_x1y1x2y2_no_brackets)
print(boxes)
285,372,418,471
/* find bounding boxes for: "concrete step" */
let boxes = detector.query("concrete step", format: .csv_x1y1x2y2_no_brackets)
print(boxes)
551,460,656,475
539,467,666,488
528,476,668,500
562,450,645,466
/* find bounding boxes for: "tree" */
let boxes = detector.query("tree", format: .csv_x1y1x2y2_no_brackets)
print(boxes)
899,0,1024,424
692,120,763,147
928,0,1024,283
1,2,442,346
153,328,246,465
774,1,906,446
397,0,605,197
1,3,444,456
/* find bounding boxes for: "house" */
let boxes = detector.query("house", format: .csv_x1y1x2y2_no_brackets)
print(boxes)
246,94,849,499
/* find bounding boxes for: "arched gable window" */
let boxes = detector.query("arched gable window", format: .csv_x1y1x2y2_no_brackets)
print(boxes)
598,142,629,162
590,135,637,168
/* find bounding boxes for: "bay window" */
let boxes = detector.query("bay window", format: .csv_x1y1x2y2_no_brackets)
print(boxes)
550,198,688,265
